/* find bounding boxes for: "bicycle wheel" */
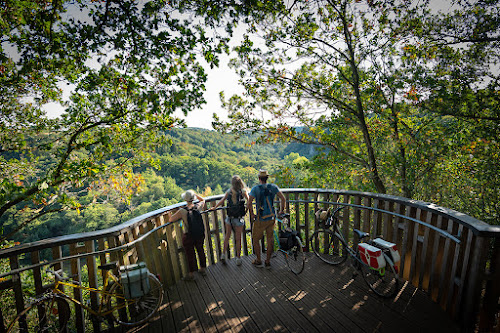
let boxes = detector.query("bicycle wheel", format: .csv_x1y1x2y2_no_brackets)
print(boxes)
105,273,164,327
7,294,70,333
310,230,348,265
360,254,399,298
285,236,305,275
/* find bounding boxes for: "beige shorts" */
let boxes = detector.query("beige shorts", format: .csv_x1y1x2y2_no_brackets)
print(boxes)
252,219,275,240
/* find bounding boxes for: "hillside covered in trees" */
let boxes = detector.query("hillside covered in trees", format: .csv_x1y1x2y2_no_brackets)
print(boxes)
0,128,317,244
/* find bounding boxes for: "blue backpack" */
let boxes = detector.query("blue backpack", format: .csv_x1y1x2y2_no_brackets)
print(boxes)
257,184,275,220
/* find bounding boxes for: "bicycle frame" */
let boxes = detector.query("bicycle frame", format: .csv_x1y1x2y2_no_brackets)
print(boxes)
50,270,128,318
325,211,394,276
332,226,395,276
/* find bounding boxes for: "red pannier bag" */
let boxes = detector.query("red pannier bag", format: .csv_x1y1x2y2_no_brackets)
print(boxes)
372,238,400,264
358,243,386,269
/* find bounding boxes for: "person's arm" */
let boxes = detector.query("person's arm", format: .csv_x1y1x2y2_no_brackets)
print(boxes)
247,195,255,221
210,192,228,210
277,191,286,216
243,190,250,215
194,193,205,208
167,209,183,222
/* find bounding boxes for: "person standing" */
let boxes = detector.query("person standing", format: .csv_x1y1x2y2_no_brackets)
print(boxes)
167,190,207,280
211,175,249,266
247,170,286,269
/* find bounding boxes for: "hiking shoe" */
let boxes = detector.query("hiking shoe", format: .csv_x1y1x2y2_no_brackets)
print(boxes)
252,259,263,267
235,258,242,266
220,254,226,265
265,261,271,270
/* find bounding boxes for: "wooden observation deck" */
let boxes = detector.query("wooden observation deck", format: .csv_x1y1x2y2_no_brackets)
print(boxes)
1,189,499,332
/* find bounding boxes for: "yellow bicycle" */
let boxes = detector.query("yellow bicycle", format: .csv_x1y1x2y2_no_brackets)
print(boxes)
7,261,164,332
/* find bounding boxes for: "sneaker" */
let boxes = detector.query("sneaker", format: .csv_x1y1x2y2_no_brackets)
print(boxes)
220,254,226,265
265,261,271,270
235,258,242,266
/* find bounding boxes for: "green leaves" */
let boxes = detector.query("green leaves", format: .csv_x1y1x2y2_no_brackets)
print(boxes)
1,0,272,239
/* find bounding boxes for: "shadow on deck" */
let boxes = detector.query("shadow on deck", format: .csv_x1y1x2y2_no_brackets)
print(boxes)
133,254,460,333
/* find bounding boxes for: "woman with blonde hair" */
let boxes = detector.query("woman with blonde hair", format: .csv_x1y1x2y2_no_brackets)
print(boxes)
211,175,249,266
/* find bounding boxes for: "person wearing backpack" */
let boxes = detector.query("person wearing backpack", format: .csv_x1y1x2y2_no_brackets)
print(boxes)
211,175,249,266
167,190,206,280
247,170,286,269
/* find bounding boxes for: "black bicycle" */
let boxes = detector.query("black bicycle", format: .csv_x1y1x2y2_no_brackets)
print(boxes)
310,206,400,298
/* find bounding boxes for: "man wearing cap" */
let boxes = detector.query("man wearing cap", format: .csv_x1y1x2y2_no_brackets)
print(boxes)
247,170,286,269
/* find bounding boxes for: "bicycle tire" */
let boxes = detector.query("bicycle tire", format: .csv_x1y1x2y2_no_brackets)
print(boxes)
285,236,305,275
360,253,399,298
310,230,348,265
104,272,164,327
7,294,70,333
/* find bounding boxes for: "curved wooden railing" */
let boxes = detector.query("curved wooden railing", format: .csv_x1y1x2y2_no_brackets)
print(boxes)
0,189,499,332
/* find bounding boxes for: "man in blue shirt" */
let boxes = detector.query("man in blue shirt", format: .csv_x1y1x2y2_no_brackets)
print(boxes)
247,170,286,269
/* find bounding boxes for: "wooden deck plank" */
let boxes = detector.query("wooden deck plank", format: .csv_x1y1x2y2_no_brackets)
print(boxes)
281,253,389,332
208,259,281,332
236,255,318,332
206,261,261,333
260,253,356,332
136,255,461,333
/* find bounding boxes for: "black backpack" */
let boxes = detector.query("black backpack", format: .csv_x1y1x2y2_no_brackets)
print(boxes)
227,190,246,218
186,207,205,239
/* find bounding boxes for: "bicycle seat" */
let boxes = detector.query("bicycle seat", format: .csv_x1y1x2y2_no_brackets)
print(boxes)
98,261,118,271
353,229,370,240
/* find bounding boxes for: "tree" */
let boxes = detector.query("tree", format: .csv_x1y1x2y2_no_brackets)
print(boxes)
0,0,283,241
214,0,419,194
213,0,499,201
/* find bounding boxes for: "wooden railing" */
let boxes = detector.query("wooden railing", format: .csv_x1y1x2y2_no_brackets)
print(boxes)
0,189,499,332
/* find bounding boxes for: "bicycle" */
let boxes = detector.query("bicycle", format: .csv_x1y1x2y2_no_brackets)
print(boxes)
310,206,400,298
274,213,305,275
7,261,164,332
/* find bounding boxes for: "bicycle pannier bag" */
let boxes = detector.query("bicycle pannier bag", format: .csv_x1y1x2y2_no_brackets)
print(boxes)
120,262,151,299
227,190,246,218
372,238,401,264
279,228,298,250
187,206,205,240
358,243,386,269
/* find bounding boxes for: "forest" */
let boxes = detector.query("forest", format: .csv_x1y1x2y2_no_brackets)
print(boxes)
1,128,316,244
1,0,499,247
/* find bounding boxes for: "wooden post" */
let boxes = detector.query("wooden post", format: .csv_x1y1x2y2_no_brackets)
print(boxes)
9,256,27,332
69,243,85,333
342,194,350,242
85,240,101,332
478,237,500,332
461,236,489,331
155,216,175,286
